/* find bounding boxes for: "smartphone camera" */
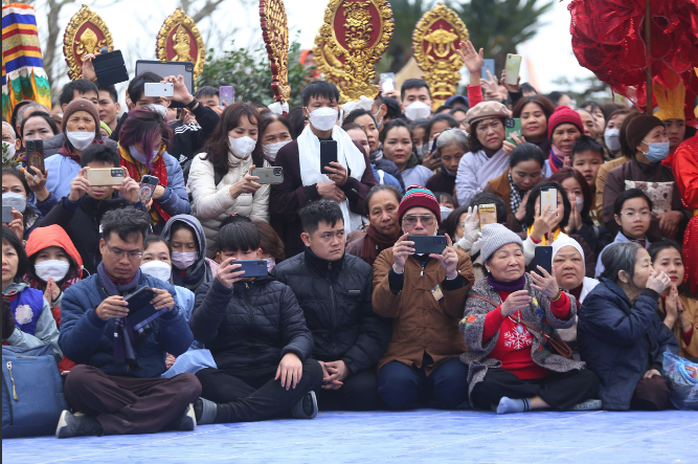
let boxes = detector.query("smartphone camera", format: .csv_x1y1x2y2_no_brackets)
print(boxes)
505,118,516,128
273,167,282,176
433,236,446,245
185,65,193,72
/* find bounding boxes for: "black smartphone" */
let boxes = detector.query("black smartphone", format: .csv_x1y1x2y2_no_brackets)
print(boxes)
2,205,13,223
232,259,268,277
534,246,553,276
320,139,338,173
408,235,448,255
25,139,44,175
92,50,129,86
125,287,167,331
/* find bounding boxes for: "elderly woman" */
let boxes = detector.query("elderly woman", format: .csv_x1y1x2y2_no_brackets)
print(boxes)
373,187,474,410
426,128,468,195
461,224,599,414
578,242,679,410
544,106,583,177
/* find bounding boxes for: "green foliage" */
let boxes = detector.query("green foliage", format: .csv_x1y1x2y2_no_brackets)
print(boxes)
198,40,311,108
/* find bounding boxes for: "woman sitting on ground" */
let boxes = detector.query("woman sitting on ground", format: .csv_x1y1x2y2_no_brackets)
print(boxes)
461,223,600,414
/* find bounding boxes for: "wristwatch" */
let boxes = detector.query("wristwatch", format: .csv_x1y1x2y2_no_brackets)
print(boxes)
185,98,199,110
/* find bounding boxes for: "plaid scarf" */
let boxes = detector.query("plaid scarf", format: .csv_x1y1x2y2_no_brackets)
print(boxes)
508,171,523,216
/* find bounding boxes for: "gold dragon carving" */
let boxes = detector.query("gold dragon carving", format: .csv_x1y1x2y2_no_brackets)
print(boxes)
260,0,291,103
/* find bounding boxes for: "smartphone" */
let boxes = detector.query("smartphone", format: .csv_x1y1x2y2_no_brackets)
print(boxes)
251,167,284,184
540,187,558,216
505,118,522,144
380,73,395,92
135,60,194,109
481,59,495,80
92,49,129,86
139,175,159,203
125,287,168,331
233,259,268,277
2,205,13,223
478,203,497,231
86,167,125,186
504,54,522,86
320,139,338,173
409,235,448,255
534,246,553,276
144,82,174,98
219,86,234,106
25,139,45,175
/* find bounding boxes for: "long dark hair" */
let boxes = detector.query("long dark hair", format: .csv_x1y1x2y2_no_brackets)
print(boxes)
2,225,28,283
524,181,571,229
512,95,555,120
549,168,591,219
119,109,173,165
203,103,264,171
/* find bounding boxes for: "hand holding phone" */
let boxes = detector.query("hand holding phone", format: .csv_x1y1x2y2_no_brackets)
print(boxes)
380,73,395,92
505,118,522,144
25,139,45,175
2,205,13,223
478,204,497,231
320,140,338,173
144,82,174,98
139,175,159,203
219,86,234,106
504,53,522,86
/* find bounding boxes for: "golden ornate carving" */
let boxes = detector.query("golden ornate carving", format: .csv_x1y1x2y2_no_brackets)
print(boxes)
313,0,394,103
63,5,114,80
259,0,291,104
412,2,469,109
156,8,205,86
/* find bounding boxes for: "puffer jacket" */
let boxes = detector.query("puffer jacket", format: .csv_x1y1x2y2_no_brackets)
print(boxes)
273,249,391,374
578,278,679,410
190,276,314,370
59,273,193,378
187,151,270,257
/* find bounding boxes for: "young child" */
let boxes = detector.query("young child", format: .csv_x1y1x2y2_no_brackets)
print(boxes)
571,136,605,226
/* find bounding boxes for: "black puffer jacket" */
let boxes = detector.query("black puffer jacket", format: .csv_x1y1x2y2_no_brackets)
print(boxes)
273,249,391,374
190,276,314,370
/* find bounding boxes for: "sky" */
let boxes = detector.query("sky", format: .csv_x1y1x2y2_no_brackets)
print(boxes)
31,0,597,106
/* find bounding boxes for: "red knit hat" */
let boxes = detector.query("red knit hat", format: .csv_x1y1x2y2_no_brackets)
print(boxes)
547,106,584,140
398,185,441,224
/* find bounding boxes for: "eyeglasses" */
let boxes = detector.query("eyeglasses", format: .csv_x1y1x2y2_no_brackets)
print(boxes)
619,210,651,220
105,242,143,261
458,222,467,230
403,214,436,227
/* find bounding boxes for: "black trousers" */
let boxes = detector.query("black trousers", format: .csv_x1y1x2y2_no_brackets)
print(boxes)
64,365,201,435
315,368,383,411
471,368,599,411
196,358,323,423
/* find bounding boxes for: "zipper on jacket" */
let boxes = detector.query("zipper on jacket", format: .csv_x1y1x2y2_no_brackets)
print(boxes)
6,361,18,401
243,283,257,363
327,262,338,356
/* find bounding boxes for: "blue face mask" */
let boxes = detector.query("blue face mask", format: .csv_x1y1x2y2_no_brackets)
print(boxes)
641,140,670,163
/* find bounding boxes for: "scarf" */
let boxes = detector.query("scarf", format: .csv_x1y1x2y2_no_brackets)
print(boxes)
622,232,647,249
508,171,524,216
487,274,526,292
57,139,106,164
526,224,562,245
360,224,399,265
172,261,206,288
297,125,366,233
97,262,140,366
567,283,583,309
405,150,420,170
549,145,566,174
119,143,170,225
370,148,383,163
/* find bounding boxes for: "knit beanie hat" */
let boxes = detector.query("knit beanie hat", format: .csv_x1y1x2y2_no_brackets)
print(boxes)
547,106,584,140
398,185,441,224
552,234,585,267
61,99,100,136
625,114,664,153
480,223,523,264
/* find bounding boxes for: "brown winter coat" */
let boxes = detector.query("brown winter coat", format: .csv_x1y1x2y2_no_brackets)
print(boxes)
484,169,524,233
372,247,474,375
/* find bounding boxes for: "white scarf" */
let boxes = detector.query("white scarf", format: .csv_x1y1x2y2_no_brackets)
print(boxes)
298,125,366,233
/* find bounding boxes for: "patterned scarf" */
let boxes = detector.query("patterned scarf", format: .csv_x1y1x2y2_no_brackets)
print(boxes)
119,143,170,225
360,224,400,265
508,171,523,216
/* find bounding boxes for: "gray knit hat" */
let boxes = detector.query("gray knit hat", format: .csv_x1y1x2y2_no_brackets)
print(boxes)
480,223,524,263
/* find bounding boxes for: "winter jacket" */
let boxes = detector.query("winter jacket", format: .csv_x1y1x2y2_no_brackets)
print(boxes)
273,249,391,374
59,273,193,378
596,231,651,278
3,282,61,359
39,196,146,275
371,165,403,192
455,148,509,207
372,154,405,191
43,132,118,158
187,151,270,257
577,278,679,410
160,215,218,290
372,247,474,375
460,276,585,399
44,138,117,199
190,276,314,370
483,168,530,232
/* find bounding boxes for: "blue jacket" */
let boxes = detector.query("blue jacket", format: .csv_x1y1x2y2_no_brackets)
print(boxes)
59,273,194,378
154,152,191,219
577,278,679,410
44,153,80,200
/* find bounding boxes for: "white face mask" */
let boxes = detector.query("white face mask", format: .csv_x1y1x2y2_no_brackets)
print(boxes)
575,196,585,212
144,104,167,119
262,140,290,162
34,260,70,283
604,128,621,152
414,143,429,158
2,141,16,160
140,260,172,282
66,131,95,151
404,101,431,121
228,135,257,159
2,192,27,214
128,145,158,165
307,107,338,132
171,251,198,270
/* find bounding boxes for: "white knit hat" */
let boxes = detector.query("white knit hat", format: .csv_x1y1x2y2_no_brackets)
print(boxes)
480,223,524,263
552,234,585,266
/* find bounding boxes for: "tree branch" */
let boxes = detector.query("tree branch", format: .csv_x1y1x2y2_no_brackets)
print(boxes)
191,0,226,23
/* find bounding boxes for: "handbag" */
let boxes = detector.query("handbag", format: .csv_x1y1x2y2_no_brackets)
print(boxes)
2,344,70,437
468,294,574,359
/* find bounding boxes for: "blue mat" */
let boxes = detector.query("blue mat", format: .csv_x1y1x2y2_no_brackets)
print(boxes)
3,409,697,463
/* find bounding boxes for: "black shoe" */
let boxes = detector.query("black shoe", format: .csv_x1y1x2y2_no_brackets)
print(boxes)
170,403,197,431
55,410,104,438
291,391,318,419
194,397,218,425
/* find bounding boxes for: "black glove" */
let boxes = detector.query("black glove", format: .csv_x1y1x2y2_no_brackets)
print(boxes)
2,296,16,340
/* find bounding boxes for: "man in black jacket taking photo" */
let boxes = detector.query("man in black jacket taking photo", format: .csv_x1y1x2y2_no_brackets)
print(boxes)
273,200,391,410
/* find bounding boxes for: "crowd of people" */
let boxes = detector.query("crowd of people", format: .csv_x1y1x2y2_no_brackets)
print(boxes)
2,39,697,439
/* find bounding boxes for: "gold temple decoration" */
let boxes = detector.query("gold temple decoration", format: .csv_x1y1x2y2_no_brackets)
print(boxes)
259,0,291,104
313,0,394,103
63,5,114,80
412,2,469,109
156,8,206,85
